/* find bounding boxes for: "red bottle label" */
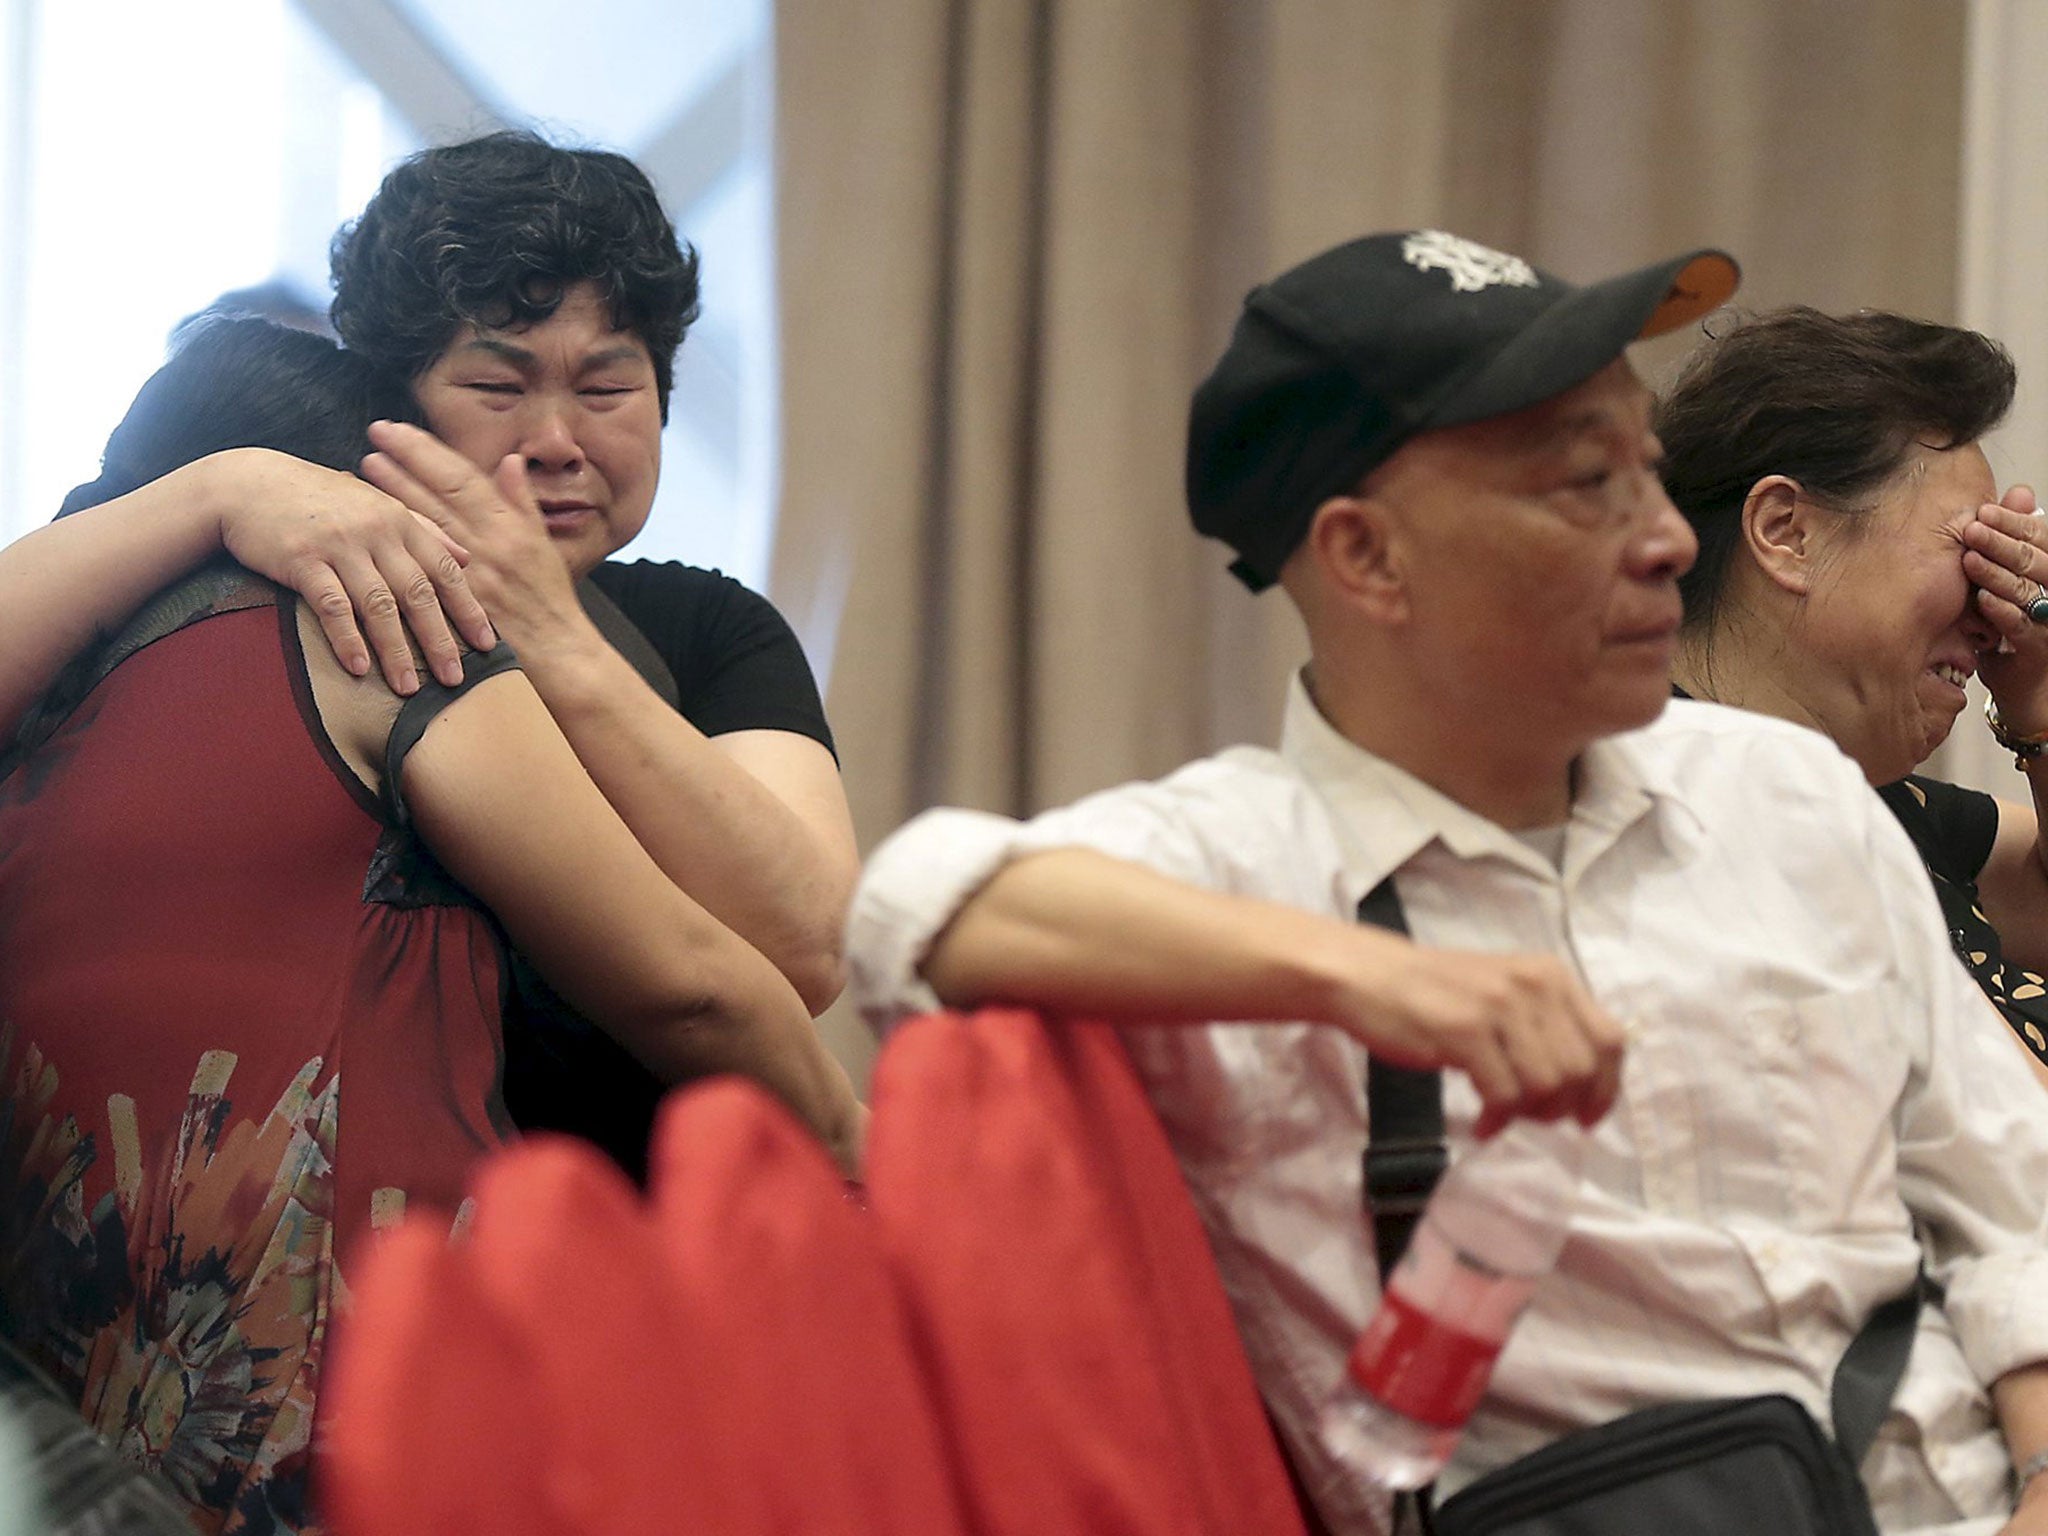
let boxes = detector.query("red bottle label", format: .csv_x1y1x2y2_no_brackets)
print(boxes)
1345,1288,1503,1430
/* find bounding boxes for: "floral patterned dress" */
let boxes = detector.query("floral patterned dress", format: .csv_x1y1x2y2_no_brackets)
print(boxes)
0,571,514,1534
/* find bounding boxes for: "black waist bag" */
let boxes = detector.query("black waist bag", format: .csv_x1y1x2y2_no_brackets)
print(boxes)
1431,1393,1879,1536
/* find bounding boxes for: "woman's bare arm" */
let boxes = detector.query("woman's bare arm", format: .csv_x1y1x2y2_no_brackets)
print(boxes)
393,668,865,1171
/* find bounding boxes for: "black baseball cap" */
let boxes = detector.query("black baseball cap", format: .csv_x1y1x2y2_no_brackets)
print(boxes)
1187,230,1740,590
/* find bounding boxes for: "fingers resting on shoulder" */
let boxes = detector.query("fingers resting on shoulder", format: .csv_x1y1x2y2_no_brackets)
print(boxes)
210,447,494,693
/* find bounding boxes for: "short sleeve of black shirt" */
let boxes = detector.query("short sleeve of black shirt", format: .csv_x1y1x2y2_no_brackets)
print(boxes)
585,559,835,759
1876,773,1999,886
1875,772,2048,1065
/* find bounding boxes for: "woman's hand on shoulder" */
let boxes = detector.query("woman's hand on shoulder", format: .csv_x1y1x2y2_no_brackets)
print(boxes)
197,446,496,694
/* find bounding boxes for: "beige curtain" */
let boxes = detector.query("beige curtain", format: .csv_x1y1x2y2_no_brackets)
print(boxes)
773,0,1967,1076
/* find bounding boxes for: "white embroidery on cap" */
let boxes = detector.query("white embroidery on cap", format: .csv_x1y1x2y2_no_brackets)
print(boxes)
1401,231,1539,293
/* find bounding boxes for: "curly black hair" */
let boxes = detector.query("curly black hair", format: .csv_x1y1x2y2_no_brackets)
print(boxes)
329,131,699,421
1656,306,2016,636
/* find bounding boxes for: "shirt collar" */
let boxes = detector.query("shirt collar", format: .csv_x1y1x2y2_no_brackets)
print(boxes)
1277,671,1704,898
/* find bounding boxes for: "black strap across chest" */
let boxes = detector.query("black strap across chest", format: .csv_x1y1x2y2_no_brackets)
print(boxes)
1357,875,1446,1281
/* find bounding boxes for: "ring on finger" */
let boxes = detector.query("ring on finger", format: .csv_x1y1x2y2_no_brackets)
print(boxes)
2028,584,2048,624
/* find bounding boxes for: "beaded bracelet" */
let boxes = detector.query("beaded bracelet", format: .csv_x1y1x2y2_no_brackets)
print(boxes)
1984,696,2048,770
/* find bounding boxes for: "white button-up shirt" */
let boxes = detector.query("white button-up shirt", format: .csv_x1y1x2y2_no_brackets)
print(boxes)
849,685,2048,1535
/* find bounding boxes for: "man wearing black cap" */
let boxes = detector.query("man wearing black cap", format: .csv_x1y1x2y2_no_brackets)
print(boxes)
849,231,2048,1533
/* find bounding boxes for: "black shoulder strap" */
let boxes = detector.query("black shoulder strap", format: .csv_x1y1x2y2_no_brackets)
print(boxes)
577,576,681,709
1357,875,1448,1283
1832,1272,1928,1468
382,642,523,827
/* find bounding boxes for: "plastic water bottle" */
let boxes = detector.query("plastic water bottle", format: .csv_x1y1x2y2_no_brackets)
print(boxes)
1321,1118,1588,1489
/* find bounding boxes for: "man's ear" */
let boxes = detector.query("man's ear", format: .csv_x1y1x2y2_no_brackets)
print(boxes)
1741,474,1821,596
1303,493,1408,625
